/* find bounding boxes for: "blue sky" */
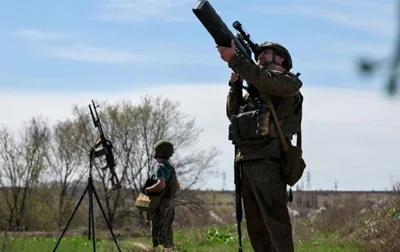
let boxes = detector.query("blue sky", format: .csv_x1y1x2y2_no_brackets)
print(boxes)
0,0,396,91
1,0,399,191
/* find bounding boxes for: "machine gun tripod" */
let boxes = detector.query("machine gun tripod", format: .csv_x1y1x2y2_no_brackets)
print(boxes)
52,100,122,252
52,149,122,252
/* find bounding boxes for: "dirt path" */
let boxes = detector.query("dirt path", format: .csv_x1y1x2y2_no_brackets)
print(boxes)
132,242,154,251
131,242,176,251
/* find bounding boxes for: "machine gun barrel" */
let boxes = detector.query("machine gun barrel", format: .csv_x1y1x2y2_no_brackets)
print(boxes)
89,100,122,196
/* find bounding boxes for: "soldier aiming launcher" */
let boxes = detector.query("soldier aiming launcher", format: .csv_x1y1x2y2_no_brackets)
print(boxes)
192,1,262,251
89,100,122,196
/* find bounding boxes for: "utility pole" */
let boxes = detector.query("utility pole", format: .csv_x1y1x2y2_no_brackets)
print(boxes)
306,171,311,191
222,172,227,191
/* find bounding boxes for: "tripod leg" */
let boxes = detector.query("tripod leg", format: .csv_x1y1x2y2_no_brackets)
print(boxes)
53,184,89,252
88,201,91,240
89,183,97,252
88,180,92,241
92,186,122,252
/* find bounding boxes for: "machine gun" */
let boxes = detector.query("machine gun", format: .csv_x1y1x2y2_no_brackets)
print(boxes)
192,0,260,95
89,100,122,196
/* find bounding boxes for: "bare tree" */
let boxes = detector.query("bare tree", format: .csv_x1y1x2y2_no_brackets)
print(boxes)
46,119,87,228
66,100,140,227
126,96,221,209
97,100,141,224
0,117,50,231
0,96,221,231
67,96,221,226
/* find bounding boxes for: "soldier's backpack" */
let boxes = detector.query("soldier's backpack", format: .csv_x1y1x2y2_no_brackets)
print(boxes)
261,92,306,188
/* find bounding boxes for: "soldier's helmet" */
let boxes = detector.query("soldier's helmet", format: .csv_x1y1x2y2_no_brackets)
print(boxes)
257,42,293,70
154,140,174,159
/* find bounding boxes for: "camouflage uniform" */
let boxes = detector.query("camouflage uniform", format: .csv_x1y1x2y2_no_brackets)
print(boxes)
226,42,303,252
149,141,177,249
152,198,175,248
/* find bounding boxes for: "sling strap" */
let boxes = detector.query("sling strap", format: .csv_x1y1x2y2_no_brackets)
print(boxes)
260,93,302,150
260,93,302,203
159,172,177,199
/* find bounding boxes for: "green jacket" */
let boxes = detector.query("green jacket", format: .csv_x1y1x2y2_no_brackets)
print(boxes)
226,54,303,161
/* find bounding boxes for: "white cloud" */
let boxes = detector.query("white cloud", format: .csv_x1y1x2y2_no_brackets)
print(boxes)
300,34,394,59
251,0,395,40
299,60,356,73
9,29,149,64
42,45,151,63
10,29,73,42
10,28,215,64
1,83,400,191
95,0,193,22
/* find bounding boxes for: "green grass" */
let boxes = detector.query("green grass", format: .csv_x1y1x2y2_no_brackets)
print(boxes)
0,235,364,252
294,233,364,252
0,236,125,252
0,225,365,252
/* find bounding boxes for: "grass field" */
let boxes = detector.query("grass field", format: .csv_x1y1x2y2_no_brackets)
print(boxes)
0,235,363,252
0,188,398,251
0,225,365,252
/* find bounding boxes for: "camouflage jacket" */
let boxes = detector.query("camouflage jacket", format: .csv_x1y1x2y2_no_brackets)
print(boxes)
226,54,303,161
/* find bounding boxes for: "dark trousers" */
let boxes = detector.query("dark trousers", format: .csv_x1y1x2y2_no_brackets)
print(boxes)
151,198,175,248
240,158,294,252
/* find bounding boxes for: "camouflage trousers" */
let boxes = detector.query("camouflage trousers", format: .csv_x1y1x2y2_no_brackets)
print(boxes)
151,198,175,248
240,158,294,252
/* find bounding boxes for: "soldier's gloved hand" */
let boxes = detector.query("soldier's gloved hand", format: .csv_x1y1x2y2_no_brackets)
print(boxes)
230,72,243,85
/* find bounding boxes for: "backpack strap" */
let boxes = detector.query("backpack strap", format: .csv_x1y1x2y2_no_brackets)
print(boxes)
260,93,289,151
259,92,302,149
260,92,302,203
296,126,302,148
